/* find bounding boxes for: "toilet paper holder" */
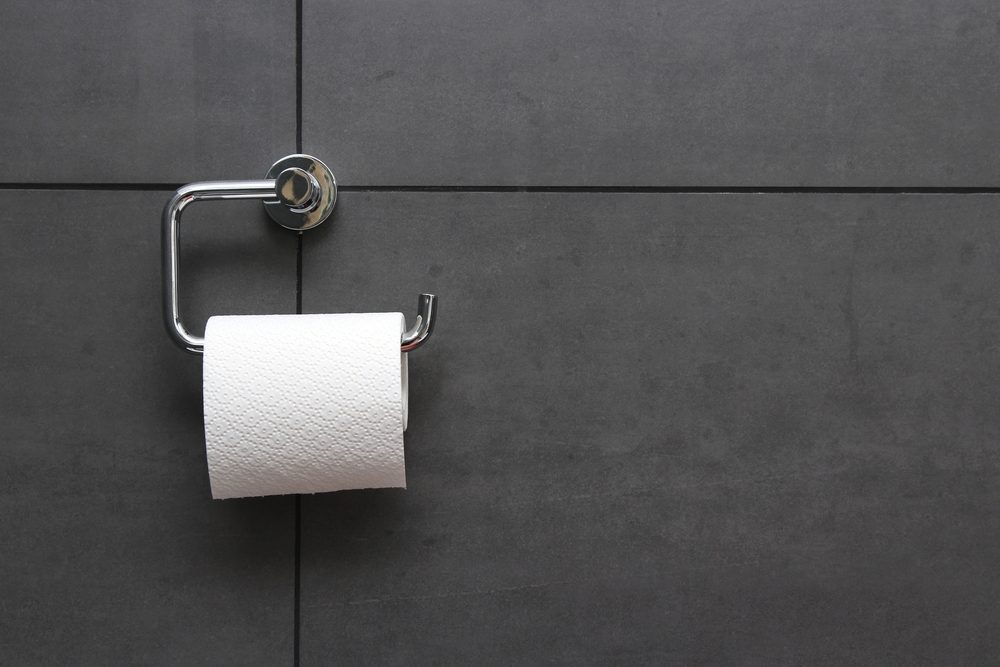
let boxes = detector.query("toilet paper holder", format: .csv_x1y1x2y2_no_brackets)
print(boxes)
161,154,438,355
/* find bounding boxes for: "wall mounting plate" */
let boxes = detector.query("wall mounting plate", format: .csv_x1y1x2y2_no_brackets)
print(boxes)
264,154,337,231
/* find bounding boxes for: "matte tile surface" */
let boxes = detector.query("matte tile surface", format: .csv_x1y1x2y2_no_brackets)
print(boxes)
299,193,1000,664
0,191,299,663
0,1,295,183
304,1,1000,186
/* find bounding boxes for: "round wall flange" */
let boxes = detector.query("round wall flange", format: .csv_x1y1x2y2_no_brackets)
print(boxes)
264,154,337,230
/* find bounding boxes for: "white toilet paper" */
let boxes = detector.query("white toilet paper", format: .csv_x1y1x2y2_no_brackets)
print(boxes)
202,312,408,499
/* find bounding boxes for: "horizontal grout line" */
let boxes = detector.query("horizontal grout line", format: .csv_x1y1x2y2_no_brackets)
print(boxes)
0,183,998,194
338,185,1000,194
0,182,182,191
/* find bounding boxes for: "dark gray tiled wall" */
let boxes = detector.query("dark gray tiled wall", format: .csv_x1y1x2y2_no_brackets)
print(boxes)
0,1,295,183
3,0,1000,663
0,191,298,663
298,192,1000,664
303,1,1000,186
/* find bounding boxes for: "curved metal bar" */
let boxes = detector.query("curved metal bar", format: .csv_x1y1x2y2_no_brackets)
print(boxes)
162,180,279,354
401,294,438,352
163,180,438,355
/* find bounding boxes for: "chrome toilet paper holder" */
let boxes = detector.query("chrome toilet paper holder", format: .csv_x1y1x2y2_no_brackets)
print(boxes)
161,154,437,355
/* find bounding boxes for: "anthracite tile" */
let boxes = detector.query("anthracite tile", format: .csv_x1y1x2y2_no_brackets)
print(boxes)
298,192,1000,664
0,190,298,663
303,1,1000,186
0,1,295,183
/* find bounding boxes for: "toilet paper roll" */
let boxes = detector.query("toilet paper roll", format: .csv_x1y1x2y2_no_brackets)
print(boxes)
202,312,408,499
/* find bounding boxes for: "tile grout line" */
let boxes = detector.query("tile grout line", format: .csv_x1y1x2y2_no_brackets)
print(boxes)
295,0,303,156
0,183,183,191
294,234,303,667
337,185,1000,194
1,183,999,194
294,0,304,663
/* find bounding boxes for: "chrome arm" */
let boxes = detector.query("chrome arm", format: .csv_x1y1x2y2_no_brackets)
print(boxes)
401,294,438,352
161,155,438,355
162,180,278,354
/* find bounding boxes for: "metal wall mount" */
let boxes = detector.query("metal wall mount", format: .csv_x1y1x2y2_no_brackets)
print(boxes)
161,154,437,354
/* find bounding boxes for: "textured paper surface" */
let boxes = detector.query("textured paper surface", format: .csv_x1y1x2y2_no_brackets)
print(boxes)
203,312,407,499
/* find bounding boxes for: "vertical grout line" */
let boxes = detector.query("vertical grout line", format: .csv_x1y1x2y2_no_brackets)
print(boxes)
296,0,303,154
294,0,304,664
296,233,304,313
294,233,303,667
294,492,302,667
